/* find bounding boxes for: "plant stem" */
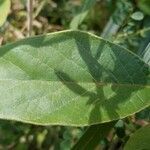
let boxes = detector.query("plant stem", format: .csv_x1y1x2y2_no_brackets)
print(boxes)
27,0,33,37
115,27,150,40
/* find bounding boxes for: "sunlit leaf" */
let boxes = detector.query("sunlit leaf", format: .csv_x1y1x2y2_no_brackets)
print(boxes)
0,30,149,126
0,0,10,27
131,11,144,21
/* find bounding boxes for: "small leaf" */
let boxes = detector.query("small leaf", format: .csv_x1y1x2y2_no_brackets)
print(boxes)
131,11,144,21
124,125,150,150
0,30,149,126
0,0,10,27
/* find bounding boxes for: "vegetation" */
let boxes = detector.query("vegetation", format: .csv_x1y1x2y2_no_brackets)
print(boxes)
0,0,149,149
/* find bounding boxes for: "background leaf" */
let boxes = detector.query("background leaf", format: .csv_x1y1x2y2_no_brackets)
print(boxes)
140,43,150,65
0,0,10,27
0,30,149,126
70,0,97,29
131,11,144,21
72,121,115,150
124,125,150,150
138,0,150,15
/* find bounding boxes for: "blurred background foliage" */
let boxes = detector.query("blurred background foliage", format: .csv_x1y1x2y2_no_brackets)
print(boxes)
0,0,150,149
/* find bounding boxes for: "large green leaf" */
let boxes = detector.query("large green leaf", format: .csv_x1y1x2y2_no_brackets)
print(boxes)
0,30,149,126
124,125,150,150
0,0,10,27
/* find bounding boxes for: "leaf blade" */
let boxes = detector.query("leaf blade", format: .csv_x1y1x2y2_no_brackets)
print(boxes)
0,30,149,126
0,0,10,27
124,125,150,150
72,121,115,150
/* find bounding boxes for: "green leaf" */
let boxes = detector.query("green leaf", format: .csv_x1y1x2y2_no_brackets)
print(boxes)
0,30,149,126
114,120,125,138
135,107,150,121
112,0,133,25
101,0,133,38
0,0,10,27
70,0,97,29
138,0,150,15
131,11,144,21
72,121,115,150
142,43,150,65
124,125,150,150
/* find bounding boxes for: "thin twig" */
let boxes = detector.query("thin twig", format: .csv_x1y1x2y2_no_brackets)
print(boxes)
114,27,150,41
27,0,33,36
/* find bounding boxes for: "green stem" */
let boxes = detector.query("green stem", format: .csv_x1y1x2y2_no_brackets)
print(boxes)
115,27,150,40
